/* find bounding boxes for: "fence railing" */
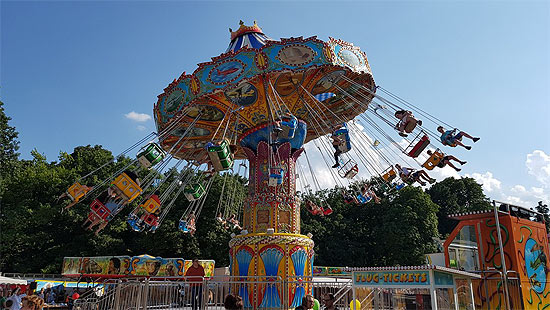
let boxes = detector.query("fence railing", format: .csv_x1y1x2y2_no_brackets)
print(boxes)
73,276,353,310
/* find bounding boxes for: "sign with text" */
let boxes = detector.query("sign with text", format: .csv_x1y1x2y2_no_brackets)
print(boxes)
354,271,431,287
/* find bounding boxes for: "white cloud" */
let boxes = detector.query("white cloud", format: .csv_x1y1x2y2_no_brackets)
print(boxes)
125,111,152,122
137,125,146,131
466,171,502,193
526,150,550,187
464,171,548,208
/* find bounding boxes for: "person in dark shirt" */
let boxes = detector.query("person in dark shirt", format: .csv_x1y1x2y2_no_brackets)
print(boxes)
295,294,314,310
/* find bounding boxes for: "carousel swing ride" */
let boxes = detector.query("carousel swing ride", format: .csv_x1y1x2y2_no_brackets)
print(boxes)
60,21,479,308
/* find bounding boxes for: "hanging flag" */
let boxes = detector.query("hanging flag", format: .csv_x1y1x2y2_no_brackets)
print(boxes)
314,92,336,102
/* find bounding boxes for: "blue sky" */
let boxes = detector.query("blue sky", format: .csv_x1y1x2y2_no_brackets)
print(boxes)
1,1,549,207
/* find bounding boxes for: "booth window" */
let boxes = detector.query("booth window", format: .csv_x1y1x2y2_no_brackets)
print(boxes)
448,225,480,271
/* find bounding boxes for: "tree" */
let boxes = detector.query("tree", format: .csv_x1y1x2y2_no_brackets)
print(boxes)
301,186,439,267
0,101,20,175
426,177,491,237
0,144,247,272
535,201,550,233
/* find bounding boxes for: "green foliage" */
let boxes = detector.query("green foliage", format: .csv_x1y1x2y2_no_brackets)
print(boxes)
0,101,20,196
426,177,491,237
0,144,244,272
301,186,439,267
0,101,20,171
535,201,550,233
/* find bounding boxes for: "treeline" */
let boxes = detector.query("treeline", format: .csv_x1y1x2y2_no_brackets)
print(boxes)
0,101,502,273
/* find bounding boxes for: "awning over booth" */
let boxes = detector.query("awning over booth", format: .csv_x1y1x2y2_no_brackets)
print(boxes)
0,275,27,285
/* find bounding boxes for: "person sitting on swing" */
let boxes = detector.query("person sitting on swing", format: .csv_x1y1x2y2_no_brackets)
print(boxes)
187,213,197,235
227,214,242,230
305,200,325,216
426,150,467,172
395,164,435,186
331,125,345,168
437,126,479,150
217,212,231,229
342,190,359,204
59,185,94,211
360,184,381,204
394,110,422,137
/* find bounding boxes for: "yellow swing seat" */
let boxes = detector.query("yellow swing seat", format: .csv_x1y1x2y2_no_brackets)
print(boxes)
422,149,445,170
112,172,143,203
66,182,90,202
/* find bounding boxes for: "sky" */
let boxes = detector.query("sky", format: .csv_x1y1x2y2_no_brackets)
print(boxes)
1,1,549,208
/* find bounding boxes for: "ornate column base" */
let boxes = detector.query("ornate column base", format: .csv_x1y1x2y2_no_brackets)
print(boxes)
229,233,314,308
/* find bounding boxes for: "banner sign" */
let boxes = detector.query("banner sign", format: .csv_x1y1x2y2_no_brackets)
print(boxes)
353,271,430,287
62,255,215,277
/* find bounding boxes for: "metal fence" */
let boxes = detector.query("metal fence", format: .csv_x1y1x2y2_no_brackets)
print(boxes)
73,276,353,310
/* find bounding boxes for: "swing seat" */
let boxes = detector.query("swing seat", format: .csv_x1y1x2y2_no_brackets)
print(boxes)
140,195,161,213
178,220,189,232
403,119,418,133
406,133,430,158
66,182,90,202
279,116,297,139
381,168,397,182
143,213,159,226
206,139,234,171
184,184,205,201
344,195,357,204
395,183,406,190
90,199,111,220
422,149,445,170
112,172,143,202
356,194,371,204
334,124,352,153
268,168,284,186
323,207,333,216
127,214,143,232
338,160,358,179
137,143,166,169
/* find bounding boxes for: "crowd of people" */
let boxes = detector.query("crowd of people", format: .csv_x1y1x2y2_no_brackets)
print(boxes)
1,286,81,310
222,293,337,310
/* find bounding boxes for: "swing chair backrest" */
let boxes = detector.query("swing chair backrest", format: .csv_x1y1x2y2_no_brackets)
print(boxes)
403,118,418,133
422,149,445,170
90,199,111,220
184,184,206,201
207,139,234,171
140,196,161,213
143,213,158,225
334,128,352,153
127,217,142,232
382,168,397,182
395,183,406,190
279,116,298,139
338,160,358,179
67,182,88,202
268,168,284,186
406,133,430,158
178,220,189,232
112,173,143,202
137,143,166,169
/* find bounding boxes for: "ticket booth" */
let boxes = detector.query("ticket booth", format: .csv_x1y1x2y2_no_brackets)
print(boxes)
351,266,480,310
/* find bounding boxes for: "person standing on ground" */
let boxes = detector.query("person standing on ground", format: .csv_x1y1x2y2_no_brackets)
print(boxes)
7,288,24,310
295,294,315,310
223,294,243,310
321,293,339,310
185,258,205,310
20,295,44,310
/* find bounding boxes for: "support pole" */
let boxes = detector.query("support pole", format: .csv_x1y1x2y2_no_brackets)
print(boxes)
493,201,511,310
